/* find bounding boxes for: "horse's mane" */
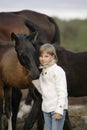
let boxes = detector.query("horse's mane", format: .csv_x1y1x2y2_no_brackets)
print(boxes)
17,33,27,38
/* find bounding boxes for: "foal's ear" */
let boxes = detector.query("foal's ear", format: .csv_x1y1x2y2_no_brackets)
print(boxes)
27,32,39,48
27,32,38,41
11,32,18,42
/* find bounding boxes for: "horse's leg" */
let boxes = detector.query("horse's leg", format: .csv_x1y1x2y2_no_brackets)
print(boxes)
23,84,43,130
0,83,5,130
17,88,32,119
17,83,44,130
37,109,44,130
63,110,72,130
12,88,22,130
4,85,12,130
23,100,41,130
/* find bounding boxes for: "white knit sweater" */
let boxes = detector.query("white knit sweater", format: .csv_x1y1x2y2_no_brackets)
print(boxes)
32,63,68,115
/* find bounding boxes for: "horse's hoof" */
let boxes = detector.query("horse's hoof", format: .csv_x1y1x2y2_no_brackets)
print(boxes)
1,114,8,130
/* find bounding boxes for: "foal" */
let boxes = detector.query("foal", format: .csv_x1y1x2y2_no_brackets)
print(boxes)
0,33,40,130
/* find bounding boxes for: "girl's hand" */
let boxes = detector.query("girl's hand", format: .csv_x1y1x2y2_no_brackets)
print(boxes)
54,113,62,120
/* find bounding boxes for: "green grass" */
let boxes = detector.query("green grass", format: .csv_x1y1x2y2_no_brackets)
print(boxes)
53,17,87,52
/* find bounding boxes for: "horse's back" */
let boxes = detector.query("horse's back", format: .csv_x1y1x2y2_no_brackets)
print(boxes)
12,10,60,43
17,10,59,43
0,12,30,43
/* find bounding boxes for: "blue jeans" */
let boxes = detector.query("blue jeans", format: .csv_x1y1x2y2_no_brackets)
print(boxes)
43,110,66,130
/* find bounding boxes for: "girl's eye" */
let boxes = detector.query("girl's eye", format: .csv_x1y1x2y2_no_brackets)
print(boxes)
45,56,49,57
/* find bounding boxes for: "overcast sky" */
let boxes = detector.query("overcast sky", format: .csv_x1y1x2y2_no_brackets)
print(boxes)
0,0,87,20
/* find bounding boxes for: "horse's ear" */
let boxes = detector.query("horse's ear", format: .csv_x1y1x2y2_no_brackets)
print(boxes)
27,32,39,48
27,32,38,41
11,32,18,42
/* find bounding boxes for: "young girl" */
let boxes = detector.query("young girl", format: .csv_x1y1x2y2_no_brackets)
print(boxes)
33,43,68,130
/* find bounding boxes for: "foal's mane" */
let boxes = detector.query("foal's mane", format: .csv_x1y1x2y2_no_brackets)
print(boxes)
16,33,27,39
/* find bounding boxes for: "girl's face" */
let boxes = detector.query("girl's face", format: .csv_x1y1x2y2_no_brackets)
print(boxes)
39,51,54,66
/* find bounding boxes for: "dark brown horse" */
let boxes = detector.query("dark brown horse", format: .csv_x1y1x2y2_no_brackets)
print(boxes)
0,33,40,130
54,45,87,97
0,10,60,44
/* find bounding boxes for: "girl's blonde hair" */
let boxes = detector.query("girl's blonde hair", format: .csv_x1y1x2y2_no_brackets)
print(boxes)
39,43,58,62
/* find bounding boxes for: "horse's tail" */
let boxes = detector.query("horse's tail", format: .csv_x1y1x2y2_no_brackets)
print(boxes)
48,16,60,45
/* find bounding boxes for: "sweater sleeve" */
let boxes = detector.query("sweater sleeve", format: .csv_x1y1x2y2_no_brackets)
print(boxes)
54,67,68,115
32,79,42,94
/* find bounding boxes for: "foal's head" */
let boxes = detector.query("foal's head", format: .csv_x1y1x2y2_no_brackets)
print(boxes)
11,32,40,80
